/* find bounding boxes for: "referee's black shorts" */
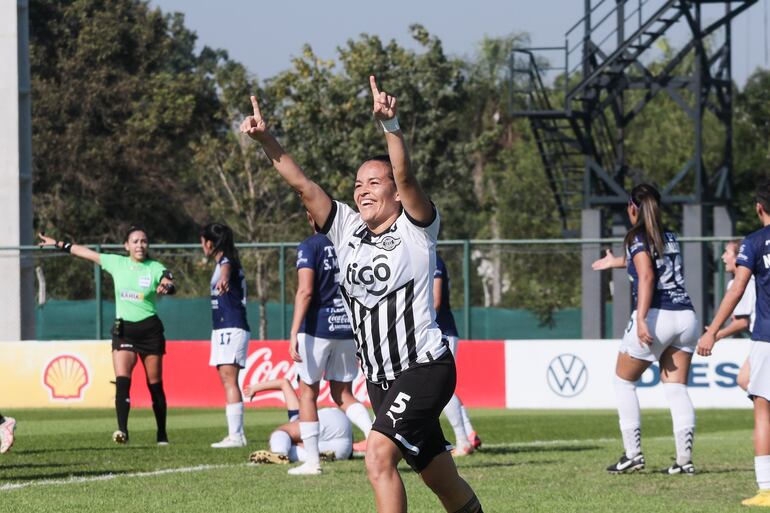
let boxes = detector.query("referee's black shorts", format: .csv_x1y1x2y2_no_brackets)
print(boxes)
367,351,456,473
111,315,166,355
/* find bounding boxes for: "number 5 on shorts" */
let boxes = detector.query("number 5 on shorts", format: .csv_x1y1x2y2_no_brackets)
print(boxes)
389,392,412,414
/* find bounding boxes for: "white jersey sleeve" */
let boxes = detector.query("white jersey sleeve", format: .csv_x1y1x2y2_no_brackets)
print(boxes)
399,205,440,248
320,200,361,249
733,275,757,331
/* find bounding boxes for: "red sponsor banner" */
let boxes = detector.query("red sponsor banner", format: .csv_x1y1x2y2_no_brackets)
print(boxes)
129,340,505,408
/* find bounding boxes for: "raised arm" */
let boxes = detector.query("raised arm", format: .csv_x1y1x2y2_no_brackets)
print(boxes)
38,233,101,265
369,76,433,224
240,96,332,227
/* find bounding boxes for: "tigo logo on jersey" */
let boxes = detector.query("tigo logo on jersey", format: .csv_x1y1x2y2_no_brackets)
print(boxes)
43,355,90,400
547,354,588,397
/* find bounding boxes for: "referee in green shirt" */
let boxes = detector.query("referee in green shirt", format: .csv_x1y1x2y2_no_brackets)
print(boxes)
39,226,175,445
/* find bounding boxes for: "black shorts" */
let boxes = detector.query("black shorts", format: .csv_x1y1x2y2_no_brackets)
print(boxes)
367,351,456,473
111,315,166,355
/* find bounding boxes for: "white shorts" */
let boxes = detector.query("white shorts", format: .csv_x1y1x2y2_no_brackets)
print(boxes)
209,328,250,367
620,309,698,362
748,342,770,401
445,335,459,356
297,333,358,384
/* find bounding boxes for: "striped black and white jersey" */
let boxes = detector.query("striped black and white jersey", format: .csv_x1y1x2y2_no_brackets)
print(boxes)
319,200,447,384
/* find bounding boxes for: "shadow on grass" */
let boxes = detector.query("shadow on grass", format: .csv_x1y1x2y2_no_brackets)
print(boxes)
15,446,157,455
477,444,601,456
459,459,559,470
684,467,754,475
1,469,129,483
0,463,74,470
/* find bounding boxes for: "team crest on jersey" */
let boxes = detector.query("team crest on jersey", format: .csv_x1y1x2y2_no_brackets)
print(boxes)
375,236,401,251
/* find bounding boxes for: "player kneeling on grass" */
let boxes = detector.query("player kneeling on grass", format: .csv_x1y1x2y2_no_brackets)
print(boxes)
698,179,770,507
244,379,352,464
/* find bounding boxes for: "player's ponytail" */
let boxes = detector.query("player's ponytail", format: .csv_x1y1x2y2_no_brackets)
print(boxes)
201,223,240,268
624,184,665,258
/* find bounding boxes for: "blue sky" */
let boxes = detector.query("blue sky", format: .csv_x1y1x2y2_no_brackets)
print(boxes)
152,0,769,87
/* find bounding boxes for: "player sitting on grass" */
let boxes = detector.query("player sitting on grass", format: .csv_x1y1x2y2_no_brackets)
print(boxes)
244,379,353,465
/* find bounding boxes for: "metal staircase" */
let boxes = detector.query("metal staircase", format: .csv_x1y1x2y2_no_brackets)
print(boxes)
510,0,759,234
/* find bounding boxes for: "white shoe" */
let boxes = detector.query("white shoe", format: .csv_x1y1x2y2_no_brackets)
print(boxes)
211,434,247,448
0,417,16,454
287,461,322,475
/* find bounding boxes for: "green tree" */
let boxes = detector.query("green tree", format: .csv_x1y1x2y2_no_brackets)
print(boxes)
30,0,220,298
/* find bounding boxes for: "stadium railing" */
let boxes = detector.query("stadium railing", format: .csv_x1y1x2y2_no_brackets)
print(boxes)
0,237,738,340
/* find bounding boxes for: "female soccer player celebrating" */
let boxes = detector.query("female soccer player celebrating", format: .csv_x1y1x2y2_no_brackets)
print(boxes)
698,180,770,507
200,223,251,448
592,184,699,474
39,227,174,445
240,76,482,512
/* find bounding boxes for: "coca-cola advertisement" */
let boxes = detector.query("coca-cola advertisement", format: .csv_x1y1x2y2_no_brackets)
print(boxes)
128,340,506,409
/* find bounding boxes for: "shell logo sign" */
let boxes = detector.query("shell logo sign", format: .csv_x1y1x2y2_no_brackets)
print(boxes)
43,354,90,401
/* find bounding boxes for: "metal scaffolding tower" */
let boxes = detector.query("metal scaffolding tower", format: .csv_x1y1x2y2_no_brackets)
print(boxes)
511,0,759,338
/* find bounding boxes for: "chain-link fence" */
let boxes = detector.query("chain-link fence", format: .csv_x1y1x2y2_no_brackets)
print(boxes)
7,236,741,340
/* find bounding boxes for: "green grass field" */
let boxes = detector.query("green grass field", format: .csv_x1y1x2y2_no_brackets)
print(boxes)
0,408,760,512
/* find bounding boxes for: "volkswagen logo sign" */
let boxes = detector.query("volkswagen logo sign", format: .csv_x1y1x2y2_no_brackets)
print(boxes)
546,354,588,397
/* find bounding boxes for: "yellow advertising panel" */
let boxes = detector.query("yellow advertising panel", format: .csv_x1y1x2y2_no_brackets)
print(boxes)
0,341,115,408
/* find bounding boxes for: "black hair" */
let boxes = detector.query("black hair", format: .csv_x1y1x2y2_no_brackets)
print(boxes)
361,154,394,180
757,178,770,213
624,183,665,258
200,223,240,266
124,225,148,243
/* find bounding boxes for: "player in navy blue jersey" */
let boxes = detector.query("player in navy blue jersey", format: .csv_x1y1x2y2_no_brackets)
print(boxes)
241,76,482,513
200,223,251,448
698,179,770,507
593,184,699,475
434,253,479,456
287,212,373,474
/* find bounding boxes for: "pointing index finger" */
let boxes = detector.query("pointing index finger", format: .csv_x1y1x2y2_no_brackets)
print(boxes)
250,95,262,118
369,75,380,97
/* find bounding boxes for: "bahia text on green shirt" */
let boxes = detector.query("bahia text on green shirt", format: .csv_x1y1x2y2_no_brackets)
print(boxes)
100,254,167,322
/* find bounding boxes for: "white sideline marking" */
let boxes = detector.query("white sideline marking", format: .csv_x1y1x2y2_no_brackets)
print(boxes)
1,463,247,492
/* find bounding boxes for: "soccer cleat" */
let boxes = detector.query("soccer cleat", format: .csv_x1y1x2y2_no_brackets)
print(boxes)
742,490,770,507
319,450,336,463
211,434,247,448
352,439,367,456
661,461,695,475
287,461,322,475
468,431,482,450
249,450,290,465
0,417,16,454
606,453,645,473
451,444,474,457
112,430,128,444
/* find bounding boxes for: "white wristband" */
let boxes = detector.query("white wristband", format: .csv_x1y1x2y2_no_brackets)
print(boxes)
379,117,400,133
